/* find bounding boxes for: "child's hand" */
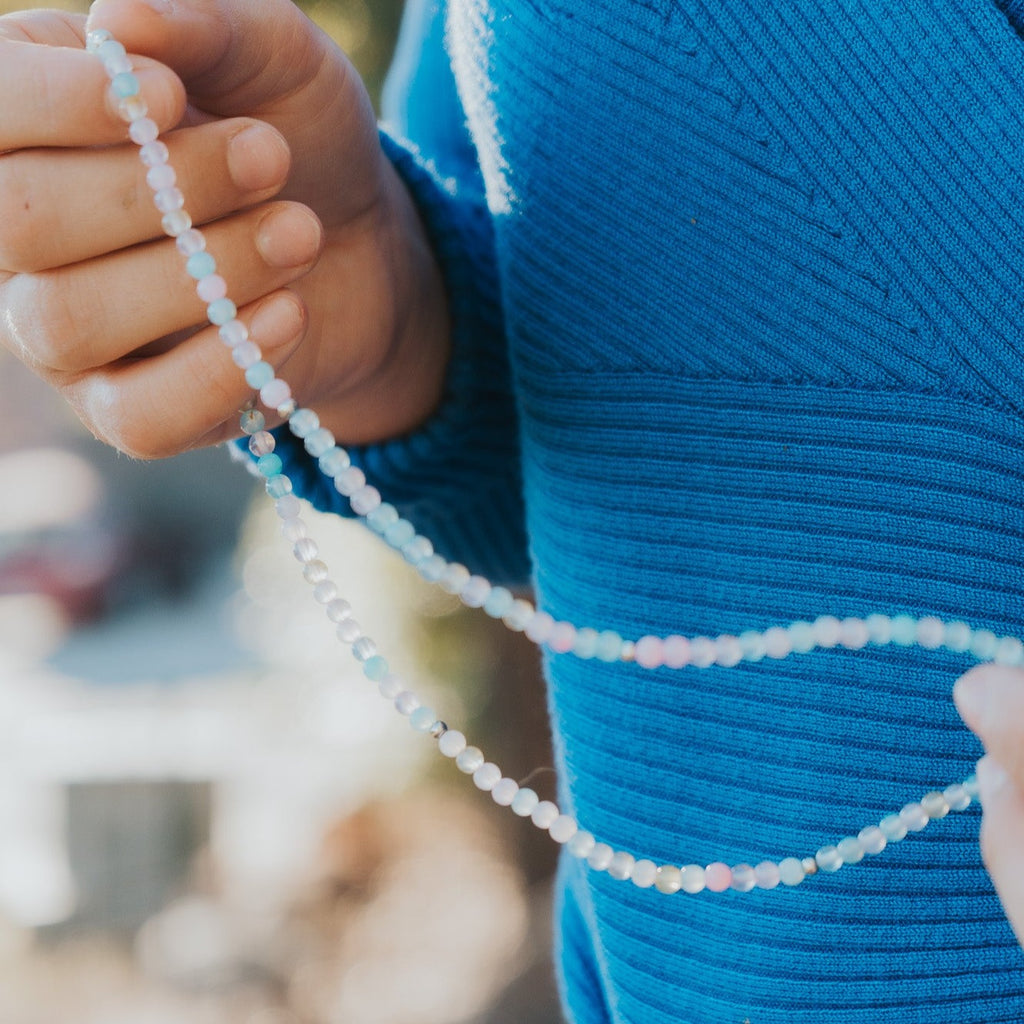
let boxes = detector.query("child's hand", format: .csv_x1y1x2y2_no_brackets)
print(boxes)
954,664,1024,947
0,0,448,458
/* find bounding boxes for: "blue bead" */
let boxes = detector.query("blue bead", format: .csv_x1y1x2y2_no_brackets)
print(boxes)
207,298,237,326
257,454,283,477
890,615,917,646
96,39,126,62
595,630,625,662
245,361,274,389
110,71,140,98
366,503,398,533
288,408,319,438
483,587,514,618
318,448,350,476
186,251,217,280
384,518,416,548
265,475,293,499
363,655,389,682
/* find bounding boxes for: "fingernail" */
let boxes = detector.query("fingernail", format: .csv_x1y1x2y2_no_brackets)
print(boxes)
977,755,1011,807
248,293,306,350
227,124,290,193
256,206,322,269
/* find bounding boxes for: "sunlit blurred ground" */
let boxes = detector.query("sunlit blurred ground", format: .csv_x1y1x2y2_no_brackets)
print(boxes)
0,1,562,1021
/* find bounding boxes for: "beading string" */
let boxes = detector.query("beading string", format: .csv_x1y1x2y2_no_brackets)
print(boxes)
87,28,996,895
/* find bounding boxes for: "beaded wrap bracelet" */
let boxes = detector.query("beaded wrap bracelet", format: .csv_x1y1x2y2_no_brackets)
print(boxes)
87,27,997,896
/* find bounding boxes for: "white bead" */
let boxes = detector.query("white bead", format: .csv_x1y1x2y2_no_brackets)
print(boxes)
394,691,419,716
325,598,352,623
865,614,892,644
879,813,908,842
815,845,843,873
916,616,945,649
714,635,743,667
688,636,716,667
857,825,887,855
971,629,998,660
943,621,973,652
437,730,466,758
567,830,596,859
788,621,815,653
350,485,382,516
510,788,539,817
377,673,402,700
730,864,756,892
292,538,318,563
275,493,302,518
679,864,706,894
502,599,535,632
655,865,683,894
335,619,362,644
632,859,658,888
456,747,484,774
491,778,519,806
524,611,555,643
549,815,578,844
440,563,470,595
763,627,792,659
460,575,491,608
608,851,636,881
334,467,366,497
352,636,377,661
812,615,842,648
473,762,502,791
995,636,1024,666
839,617,870,649
778,857,805,886
738,630,767,661
587,843,614,872
313,580,338,604
899,802,929,832
260,378,291,410
302,560,329,584
837,837,864,864
531,801,559,830
921,791,949,819
754,861,781,889
943,783,971,812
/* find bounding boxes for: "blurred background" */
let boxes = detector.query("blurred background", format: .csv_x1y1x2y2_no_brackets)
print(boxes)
0,2,562,1021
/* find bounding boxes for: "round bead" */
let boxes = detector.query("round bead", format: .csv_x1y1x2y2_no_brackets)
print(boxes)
788,621,816,653
146,163,176,191
567,830,596,860
130,116,160,146
153,186,184,212
196,274,228,302
288,408,319,438
207,298,237,325
688,636,716,667
437,730,466,758
730,864,756,892
572,627,600,658
87,28,114,51
186,250,216,279
96,39,126,61
838,617,870,649
325,598,352,623
280,519,307,542
632,860,658,889
739,630,767,661
317,448,349,477
837,837,864,865
762,627,792,659
265,475,292,499
336,467,367,498
256,453,282,477
899,802,929,832
971,629,999,660
815,846,844,873
549,815,578,844
402,536,433,566
801,858,819,876
304,428,336,458
384,519,416,550
524,611,555,643
879,813,908,842
943,783,971,812
232,341,262,368
473,763,502,791
587,844,614,872
362,656,389,682
502,599,535,632
483,586,514,619
531,801,560,830
865,613,892,644
510,788,539,817
440,563,470,594
460,575,491,609
889,615,917,646
548,621,577,654
778,858,805,887
409,706,437,732
239,408,265,434
704,862,733,891
916,616,945,649
491,778,519,806
249,431,276,457
995,636,1024,666
608,852,636,881
857,825,887,855
595,630,625,662
679,864,707,894
921,791,949,819
176,228,207,257
418,555,448,584
812,615,842,648
377,673,402,700
335,619,362,644
351,636,377,661
260,378,292,410
655,865,683,894
634,635,664,669
663,635,691,667
350,485,382,516
456,747,485,774
302,560,328,584
162,210,193,236
394,691,420,716
943,621,973,652
139,140,169,167
714,635,743,667
754,861,781,890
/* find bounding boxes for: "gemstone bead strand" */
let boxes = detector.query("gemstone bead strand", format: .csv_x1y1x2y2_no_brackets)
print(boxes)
89,29,990,895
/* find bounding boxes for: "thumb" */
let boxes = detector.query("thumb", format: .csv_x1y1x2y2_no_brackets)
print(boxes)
85,0,334,116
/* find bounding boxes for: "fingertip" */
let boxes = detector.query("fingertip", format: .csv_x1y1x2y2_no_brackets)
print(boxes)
246,290,309,360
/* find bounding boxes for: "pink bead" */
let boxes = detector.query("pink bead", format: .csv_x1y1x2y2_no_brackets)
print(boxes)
196,274,228,302
634,635,664,668
260,378,292,409
662,634,691,668
548,621,577,654
704,862,733,892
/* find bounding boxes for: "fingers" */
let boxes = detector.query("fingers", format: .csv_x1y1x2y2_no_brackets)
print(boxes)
62,289,309,459
0,33,183,150
976,757,1024,947
954,665,1024,947
1,199,323,376
0,117,290,273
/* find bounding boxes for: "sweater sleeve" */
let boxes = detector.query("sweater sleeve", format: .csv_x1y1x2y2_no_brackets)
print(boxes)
262,0,529,585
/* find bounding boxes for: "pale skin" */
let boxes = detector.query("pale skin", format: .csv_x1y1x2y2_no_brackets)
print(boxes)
1,0,1021,950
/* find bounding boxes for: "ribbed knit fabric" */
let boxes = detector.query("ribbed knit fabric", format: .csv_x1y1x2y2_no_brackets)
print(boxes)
277,1,1024,1020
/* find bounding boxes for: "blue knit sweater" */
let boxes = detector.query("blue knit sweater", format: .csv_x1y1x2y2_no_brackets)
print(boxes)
277,1,1024,1019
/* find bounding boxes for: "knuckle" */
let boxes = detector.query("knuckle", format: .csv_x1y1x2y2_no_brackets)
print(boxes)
1,272,84,371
